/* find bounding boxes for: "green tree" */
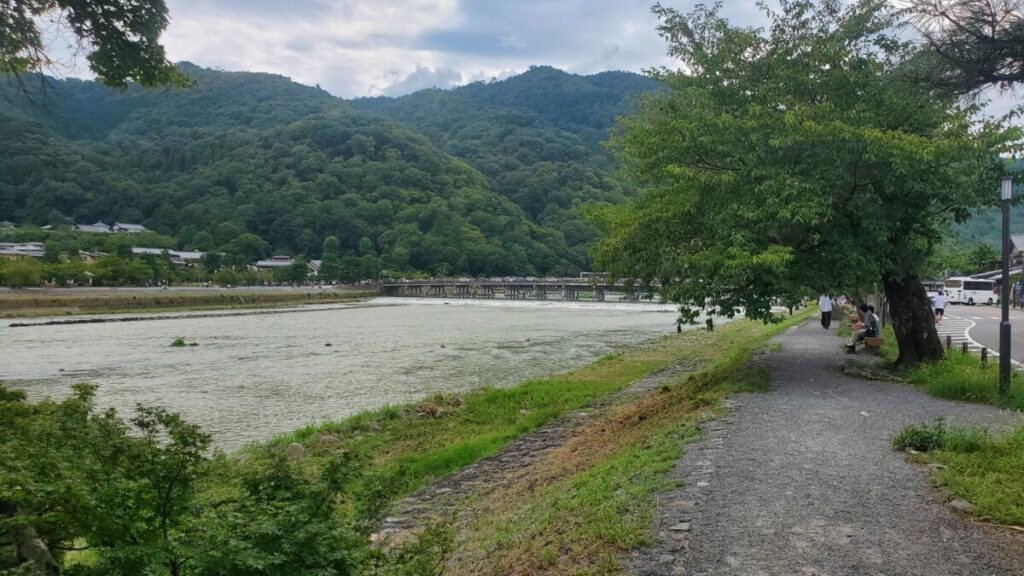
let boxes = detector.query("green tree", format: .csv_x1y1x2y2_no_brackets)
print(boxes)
966,242,1001,274
1,0,190,88
274,256,309,284
94,256,129,285
190,231,216,251
358,237,376,257
201,252,223,274
594,0,1017,366
3,258,41,287
222,234,270,267
323,235,341,257
44,259,88,285
319,254,342,282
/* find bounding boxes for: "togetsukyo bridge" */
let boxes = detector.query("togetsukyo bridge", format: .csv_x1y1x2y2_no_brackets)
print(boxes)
380,278,660,302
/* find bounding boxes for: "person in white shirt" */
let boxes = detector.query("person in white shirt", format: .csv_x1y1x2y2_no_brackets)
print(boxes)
932,291,946,325
818,294,833,329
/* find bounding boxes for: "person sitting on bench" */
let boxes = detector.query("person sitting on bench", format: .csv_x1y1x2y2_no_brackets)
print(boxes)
847,304,879,353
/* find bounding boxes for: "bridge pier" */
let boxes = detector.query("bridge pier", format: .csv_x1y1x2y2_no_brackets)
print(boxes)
534,285,547,300
593,287,605,302
454,285,469,298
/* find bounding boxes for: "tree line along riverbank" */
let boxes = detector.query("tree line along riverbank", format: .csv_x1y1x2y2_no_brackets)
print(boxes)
0,287,375,318
1,308,814,575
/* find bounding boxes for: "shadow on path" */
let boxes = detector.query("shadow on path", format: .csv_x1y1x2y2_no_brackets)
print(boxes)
628,320,1024,576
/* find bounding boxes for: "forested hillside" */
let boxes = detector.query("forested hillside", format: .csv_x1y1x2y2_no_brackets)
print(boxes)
350,66,660,265
0,64,657,277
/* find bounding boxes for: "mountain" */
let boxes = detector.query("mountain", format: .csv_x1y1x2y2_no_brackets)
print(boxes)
349,67,661,264
0,64,658,277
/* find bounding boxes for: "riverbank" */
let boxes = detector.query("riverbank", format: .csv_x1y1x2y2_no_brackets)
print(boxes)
0,286,375,318
250,309,813,574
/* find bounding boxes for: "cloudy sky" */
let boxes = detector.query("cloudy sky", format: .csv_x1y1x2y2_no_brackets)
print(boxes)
41,0,762,98
45,0,1020,113
153,0,718,97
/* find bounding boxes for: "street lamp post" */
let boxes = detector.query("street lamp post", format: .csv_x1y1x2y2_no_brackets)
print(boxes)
1000,176,1014,396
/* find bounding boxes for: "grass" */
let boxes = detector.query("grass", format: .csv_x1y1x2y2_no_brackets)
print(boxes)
894,420,1024,526
874,323,1024,410
835,318,1024,411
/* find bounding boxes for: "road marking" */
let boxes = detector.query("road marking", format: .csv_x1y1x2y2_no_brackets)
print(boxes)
960,316,1024,370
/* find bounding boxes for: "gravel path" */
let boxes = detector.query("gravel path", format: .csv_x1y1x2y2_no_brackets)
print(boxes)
629,320,1024,576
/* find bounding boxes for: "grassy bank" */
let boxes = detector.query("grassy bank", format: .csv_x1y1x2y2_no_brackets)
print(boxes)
864,324,1024,411
256,308,812,574
0,287,374,318
894,419,1024,526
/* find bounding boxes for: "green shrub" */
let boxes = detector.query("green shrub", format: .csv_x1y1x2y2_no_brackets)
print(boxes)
892,418,948,452
893,418,992,453
904,350,1024,410
170,336,186,347
896,423,1024,525
0,381,447,575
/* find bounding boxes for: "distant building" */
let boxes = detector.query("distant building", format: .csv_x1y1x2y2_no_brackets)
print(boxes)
78,250,107,263
308,260,322,275
0,242,45,260
174,250,205,264
1011,235,1024,267
74,221,147,234
255,255,294,270
113,222,147,234
74,221,114,234
131,247,206,266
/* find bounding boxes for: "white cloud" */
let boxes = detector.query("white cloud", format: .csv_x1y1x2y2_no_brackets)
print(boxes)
380,65,464,96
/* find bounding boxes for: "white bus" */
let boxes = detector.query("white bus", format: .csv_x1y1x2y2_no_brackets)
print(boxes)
944,277,997,305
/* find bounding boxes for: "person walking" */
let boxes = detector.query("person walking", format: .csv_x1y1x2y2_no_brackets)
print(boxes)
818,294,833,329
932,290,946,325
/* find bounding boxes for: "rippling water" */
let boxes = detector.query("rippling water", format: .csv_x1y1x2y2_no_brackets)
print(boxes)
1,298,690,450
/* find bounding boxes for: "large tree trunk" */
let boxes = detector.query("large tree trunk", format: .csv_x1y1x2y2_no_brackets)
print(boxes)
883,274,944,367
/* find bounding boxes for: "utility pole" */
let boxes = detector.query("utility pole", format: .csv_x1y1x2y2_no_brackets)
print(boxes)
1000,176,1013,396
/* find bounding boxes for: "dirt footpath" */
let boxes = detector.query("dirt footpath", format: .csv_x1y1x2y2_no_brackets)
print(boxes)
628,321,1024,576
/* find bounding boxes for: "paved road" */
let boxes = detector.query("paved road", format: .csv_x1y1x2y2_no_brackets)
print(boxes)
942,304,1024,363
629,320,1024,576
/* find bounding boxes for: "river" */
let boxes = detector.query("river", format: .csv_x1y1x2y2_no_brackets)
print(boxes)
1,298,692,451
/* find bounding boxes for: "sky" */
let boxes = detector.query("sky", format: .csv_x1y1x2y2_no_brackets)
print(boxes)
43,0,1020,114
45,0,762,98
